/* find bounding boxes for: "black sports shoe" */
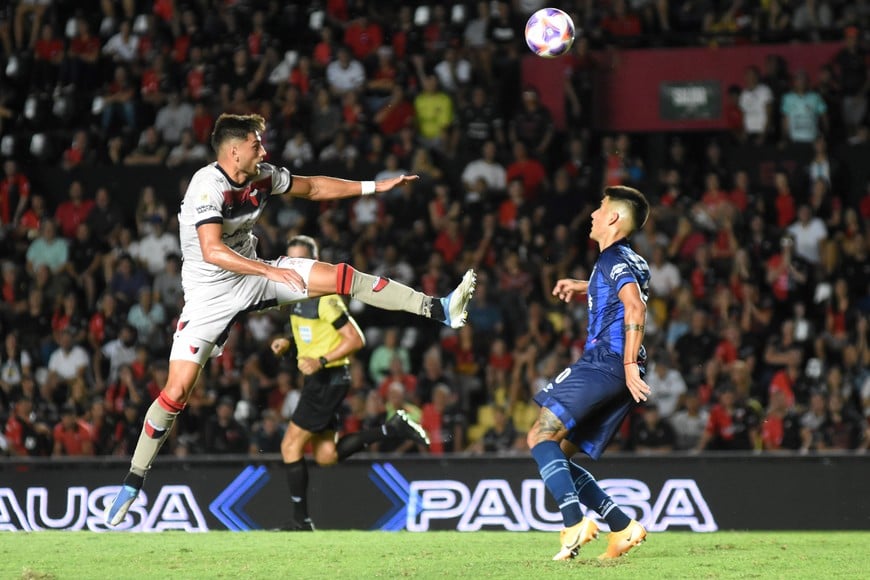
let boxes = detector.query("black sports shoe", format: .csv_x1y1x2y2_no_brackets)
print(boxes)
273,518,315,532
387,409,431,447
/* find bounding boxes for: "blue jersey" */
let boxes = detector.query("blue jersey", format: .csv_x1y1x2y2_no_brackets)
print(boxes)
584,238,650,358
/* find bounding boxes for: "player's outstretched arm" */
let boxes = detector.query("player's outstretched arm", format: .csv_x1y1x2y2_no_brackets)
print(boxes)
552,278,588,303
288,174,419,201
197,223,305,291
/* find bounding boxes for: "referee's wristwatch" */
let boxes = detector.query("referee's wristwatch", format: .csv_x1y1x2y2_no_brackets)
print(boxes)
318,356,329,369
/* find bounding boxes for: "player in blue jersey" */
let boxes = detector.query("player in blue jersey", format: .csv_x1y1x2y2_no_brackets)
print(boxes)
528,186,652,561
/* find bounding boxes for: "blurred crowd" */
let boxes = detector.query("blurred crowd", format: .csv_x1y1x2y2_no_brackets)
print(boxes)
0,0,868,459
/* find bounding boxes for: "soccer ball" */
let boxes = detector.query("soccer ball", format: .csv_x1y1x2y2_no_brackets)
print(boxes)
524,8,576,58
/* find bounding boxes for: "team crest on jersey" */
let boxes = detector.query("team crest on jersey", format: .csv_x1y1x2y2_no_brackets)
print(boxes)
372,277,390,292
178,320,188,331
144,419,166,439
189,345,200,354
609,263,629,280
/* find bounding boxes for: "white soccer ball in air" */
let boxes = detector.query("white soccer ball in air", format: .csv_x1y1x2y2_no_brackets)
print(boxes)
524,7,576,58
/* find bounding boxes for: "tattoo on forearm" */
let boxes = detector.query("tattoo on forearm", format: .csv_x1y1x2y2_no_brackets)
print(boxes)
539,408,565,436
624,324,645,333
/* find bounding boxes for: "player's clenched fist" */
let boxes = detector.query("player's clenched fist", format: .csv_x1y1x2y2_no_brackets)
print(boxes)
271,338,291,356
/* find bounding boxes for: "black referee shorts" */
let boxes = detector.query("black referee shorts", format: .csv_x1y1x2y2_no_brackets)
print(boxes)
290,365,351,433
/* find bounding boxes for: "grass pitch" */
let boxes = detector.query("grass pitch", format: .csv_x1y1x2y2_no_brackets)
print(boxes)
1,530,865,579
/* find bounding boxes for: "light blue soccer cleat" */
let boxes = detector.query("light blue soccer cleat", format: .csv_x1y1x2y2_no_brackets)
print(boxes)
105,485,140,527
440,269,476,329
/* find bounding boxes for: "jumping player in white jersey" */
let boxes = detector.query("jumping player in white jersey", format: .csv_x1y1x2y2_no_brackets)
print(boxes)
105,113,476,527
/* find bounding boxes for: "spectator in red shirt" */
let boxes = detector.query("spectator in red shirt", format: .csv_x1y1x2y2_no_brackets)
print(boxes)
141,54,173,110
4,397,52,456
374,84,415,136
433,219,464,265
486,338,514,391
773,171,796,228
724,85,745,142
420,383,466,454
729,170,750,212
699,172,735,224
16,192,46,243
601,0,643,39
52,405,94,456
100,65,138,134
105,365,145,416
0,160,30,227
88,292,123,353
365,49,397,110
377,355,419,403
55,180,95,239
326,0,349,25
60,18,100,89
169,9,194,63
765,235,809,313
289,55,313,97
312,26,336,70
769,361,799,409
506,142,547,202
431,5,457,52
343,14,383,62
695,386,760,451
32,22,64,91
247,10,270,59
191,101,215,144
153,0,175,22
62,130,96,171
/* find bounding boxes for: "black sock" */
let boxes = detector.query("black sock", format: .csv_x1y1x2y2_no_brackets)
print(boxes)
284,459,309,522
429,299,446,323
336,426,391,461
123,471,145,490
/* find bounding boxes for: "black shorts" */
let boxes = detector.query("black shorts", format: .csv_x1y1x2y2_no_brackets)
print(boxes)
291,365,351,433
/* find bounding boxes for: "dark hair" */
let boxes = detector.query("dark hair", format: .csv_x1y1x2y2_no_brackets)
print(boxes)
287,235,319,260
604,185,649,232
210,113,266,152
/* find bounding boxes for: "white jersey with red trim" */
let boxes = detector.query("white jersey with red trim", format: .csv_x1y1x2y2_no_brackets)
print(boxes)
177,162,293,285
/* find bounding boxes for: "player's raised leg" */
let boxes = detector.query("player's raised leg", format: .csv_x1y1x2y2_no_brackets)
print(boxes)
105,359,202,526
304,262,476,329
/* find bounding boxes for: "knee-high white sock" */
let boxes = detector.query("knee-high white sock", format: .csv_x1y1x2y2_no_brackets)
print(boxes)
336,263,439,319
129,392,184,477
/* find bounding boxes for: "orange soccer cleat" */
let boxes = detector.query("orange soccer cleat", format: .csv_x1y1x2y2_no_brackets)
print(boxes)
597,519,647,560
552,517,600,561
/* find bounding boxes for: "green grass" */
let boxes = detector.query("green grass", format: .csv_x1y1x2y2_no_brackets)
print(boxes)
1,531,865,579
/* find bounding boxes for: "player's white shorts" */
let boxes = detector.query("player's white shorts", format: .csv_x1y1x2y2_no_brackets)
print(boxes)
169,257,316,365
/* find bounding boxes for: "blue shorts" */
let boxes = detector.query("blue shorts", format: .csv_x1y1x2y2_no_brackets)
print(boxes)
533,348,639,460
